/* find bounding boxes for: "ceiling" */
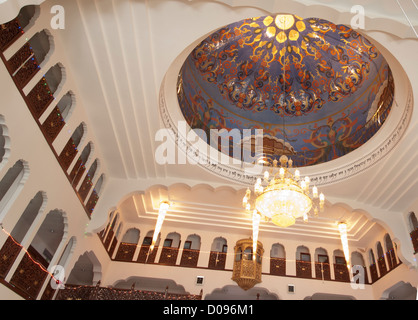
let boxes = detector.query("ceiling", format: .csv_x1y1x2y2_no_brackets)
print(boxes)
178,14,394,166
8,1,417,248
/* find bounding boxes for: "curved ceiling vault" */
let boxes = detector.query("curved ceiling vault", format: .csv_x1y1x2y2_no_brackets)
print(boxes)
177,14,395,167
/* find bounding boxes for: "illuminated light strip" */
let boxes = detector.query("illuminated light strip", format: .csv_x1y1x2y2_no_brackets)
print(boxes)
0,223,60,284
338,222,350,268
150,201,170,251
252,210,261,261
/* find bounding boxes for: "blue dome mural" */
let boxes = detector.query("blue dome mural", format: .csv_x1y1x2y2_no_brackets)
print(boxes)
177,14,394,167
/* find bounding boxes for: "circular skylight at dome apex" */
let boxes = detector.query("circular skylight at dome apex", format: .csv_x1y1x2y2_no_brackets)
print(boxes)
177,14,394,167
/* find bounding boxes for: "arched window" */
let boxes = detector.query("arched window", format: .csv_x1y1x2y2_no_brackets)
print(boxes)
384,233,397,270
137,230,160,264
376,241,388,276
368,249,378,283
86,174,105,216
9,29,53,89
0,5,39,51
409,212,418,254
270,243,286,276
108,222,123,258
0,160,29,221
314,248,330,280
26,63,65,118
296,246,311,279
333,249,350,282
115,228,140,262
58,122,86,171
9,209,66,300
208,237,227,270
78,159,98,201
0,191,46,279
180,234,201,267
41,91,76,143
66,251,101,286
69,142,92,187
103,213,119,250
351,251,368,284
16,5,40,32
159,232,181,265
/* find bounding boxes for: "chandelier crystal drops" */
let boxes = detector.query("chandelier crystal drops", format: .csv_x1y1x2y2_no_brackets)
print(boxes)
243,155,325,228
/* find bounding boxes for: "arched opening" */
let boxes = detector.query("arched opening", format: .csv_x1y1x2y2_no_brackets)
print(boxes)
78,159,98,201
208,237,227,270
380,281,417,300
137,230,160,264
86,173,104,216
376,241,388,277
270,243,286,276
58,123,86,171
159,232,181,265
351,251,369,284
9,29,53,89
333,249,350,282
0,5,39,51
9,209,66,300
108,223,123,258
409,212,418,254
0,160,28,221
368,249,378,283
41,91,75,143
103,213,119,250
314,248,330,280
26,63,65,118
0,191,46,278
180,234,201,267
115,228,140,262
296,246,311,279
66,251,102,286
69,142,92,187
384,233,397,270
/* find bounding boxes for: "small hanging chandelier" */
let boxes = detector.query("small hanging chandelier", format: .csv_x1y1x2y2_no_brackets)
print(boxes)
243,155,324,228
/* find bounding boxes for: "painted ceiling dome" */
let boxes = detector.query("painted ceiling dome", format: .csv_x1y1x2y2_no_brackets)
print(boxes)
177,14,394,167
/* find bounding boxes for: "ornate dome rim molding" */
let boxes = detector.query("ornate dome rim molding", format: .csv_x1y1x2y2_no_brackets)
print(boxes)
159,18,413,187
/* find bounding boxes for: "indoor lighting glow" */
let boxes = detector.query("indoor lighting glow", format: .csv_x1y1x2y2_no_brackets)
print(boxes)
244,155,324,228
150,201,170,251
252,210,261,260
338,222,350,266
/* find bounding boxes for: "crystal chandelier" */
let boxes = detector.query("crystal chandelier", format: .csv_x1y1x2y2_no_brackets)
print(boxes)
243,155,325,228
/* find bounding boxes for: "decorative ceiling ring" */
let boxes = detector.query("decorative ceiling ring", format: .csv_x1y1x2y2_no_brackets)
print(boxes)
159,14,413,187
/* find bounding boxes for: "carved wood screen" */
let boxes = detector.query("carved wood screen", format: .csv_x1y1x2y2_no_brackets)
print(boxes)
41,106,66,143
377,256,388,277
296,260,312,278
208,251,227,270
26,77,54,118
0,236,22,278
333,263,350,282
315,262,331,280
410,229,418,254
86,190,99,216
9,253,48,300
114,243,137,262
137,245,158,264
159,247,179,265
180,249,200,267
270,257,286,276
58,138,78,171
0,18,23,52
369,264,378,283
